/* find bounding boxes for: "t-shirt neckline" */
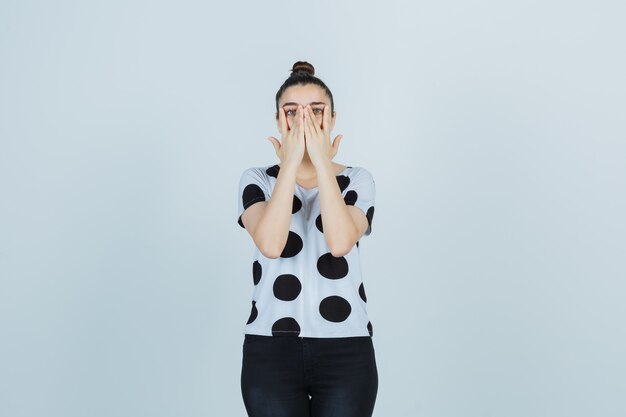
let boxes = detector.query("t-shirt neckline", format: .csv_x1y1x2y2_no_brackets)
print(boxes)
295,166,350,191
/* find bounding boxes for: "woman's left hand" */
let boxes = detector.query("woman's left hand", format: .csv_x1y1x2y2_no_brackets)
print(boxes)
303,104,343,166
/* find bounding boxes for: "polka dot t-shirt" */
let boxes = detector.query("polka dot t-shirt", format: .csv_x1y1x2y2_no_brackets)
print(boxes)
236,163,376,338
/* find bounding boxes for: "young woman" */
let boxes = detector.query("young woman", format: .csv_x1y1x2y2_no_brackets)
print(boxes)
236,61,378,417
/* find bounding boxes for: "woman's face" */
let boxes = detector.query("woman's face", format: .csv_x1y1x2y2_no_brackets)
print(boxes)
277,84,335,135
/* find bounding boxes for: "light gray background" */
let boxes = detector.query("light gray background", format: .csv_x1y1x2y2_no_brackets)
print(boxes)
1,1,624,416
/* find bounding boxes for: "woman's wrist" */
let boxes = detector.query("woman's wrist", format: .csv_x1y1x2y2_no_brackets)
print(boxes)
281,159,301,173
312,155,332,172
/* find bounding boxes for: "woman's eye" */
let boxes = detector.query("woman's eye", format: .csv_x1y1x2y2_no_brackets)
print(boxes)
313,108,323,115
286,110,296,116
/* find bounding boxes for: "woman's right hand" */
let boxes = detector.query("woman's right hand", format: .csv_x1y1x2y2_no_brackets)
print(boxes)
267,104,305,169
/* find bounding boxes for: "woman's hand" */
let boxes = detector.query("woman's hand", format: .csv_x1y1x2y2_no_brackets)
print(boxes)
267,105,305,169
303,104,343,167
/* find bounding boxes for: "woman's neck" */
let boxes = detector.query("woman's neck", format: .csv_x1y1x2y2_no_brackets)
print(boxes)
296,156,318,181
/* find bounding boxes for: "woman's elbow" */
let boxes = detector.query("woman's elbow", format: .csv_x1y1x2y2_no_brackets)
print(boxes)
260,247,282,259
329,241,353,258
254,237,283,259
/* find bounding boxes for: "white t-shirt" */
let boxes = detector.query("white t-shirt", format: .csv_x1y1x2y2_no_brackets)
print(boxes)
236,163,376,338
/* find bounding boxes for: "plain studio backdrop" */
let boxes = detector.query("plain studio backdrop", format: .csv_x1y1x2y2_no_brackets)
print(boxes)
1,1,624,416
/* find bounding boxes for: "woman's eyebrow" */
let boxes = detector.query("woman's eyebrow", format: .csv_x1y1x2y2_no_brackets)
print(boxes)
282,102,326,107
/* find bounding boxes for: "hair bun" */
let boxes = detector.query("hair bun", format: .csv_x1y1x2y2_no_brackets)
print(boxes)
291,61,315,76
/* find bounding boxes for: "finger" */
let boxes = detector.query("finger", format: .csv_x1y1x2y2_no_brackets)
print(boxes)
268,135,281,146
322,104,330,130
267,136,281,155
277,106,288,134
297,106,305,140
332,134,342,158
291,106,299,132
287,106,299,136
304,105,316,138
332,134,343,151
304,105,313,140
306,105,319,135
278,107,289,132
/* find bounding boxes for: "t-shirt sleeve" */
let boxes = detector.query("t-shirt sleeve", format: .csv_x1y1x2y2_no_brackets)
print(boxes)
344,167,376,236
236,167,271,229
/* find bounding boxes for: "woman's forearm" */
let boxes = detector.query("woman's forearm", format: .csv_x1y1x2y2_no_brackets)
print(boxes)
316,158,360,257
252,163,299,258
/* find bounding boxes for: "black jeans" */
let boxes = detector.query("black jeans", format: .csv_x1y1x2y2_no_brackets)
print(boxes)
241,334,378,417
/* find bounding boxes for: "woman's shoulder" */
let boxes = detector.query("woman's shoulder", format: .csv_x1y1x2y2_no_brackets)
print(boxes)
240,163,280,178
345,165,374,179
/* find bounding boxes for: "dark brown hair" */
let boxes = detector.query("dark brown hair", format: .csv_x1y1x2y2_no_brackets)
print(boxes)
275,61,335,120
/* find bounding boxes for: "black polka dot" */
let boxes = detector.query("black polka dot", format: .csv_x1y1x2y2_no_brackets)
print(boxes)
280,231,303,258
315,214,323,233
356,240,359,248
273,274,302,301
246,300,257,324
239,182,266,229
292,195,302,214
359,282,367,302
242,184,265,209
344,190,358,205
336,175,351,192
266,164,280,178
367,321,373,336
366,206,375,230
319,296,352,322
317,252,349,279
272,317,301,336
252,260,262,285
